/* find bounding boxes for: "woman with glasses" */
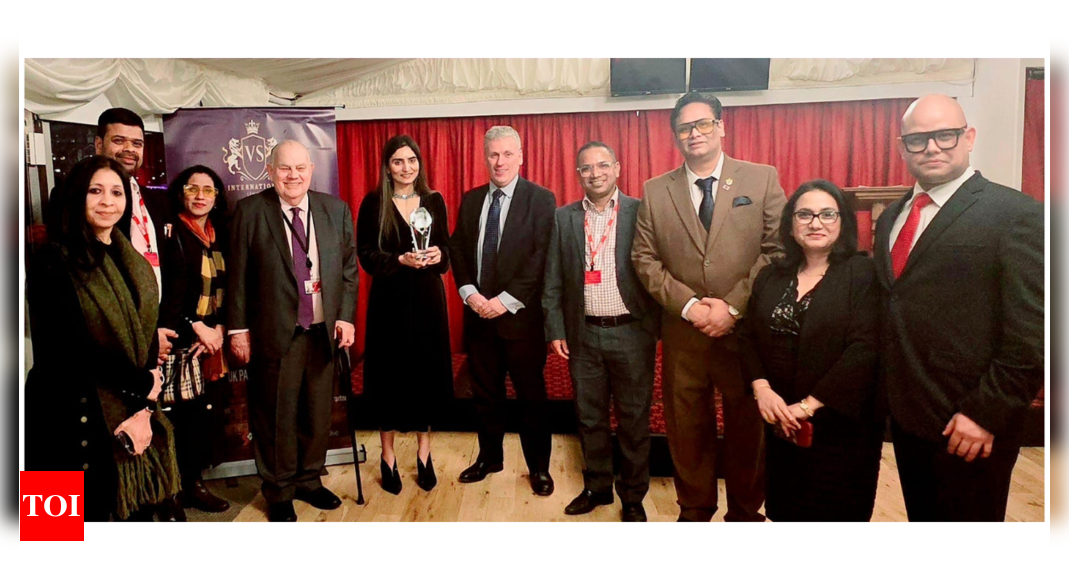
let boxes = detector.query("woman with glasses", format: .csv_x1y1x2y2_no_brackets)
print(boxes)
356,135,453,494
26,156,181,521
157,165,232,515
736,179,883,521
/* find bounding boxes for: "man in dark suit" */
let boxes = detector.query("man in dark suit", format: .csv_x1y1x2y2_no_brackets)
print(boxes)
632,92,785,522
543,141,659,521
449,125,558,495
874,94,1043,521
226,140,358,522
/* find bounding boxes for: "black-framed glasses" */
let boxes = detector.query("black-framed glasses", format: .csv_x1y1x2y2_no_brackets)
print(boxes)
793,210,840,225
899,127,967,153
183,184,219,197
675,118,721,141
577,161,616,177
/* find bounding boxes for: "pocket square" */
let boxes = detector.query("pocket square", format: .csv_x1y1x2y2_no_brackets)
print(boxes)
732,196,753,207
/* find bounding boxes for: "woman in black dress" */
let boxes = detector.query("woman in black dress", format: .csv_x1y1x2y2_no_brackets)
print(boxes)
357,135,453,494
737,179,883,522
158,165,231,514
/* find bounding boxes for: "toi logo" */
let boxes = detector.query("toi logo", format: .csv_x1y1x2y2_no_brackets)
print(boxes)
20,471,85,541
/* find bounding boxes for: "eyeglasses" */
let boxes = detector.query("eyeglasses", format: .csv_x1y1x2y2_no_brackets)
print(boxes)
899,127,967,153
675,118,721,141
183,184,219,197
793,210,840,225
577,161,616,177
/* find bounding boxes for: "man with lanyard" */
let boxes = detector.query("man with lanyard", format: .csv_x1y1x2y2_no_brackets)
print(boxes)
543,141,659,521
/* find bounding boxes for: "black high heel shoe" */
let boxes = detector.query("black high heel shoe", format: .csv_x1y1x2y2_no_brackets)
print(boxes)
417,454,437,492
380,457,402,495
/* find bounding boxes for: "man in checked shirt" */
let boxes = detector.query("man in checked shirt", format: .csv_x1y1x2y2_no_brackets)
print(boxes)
543,141,660,521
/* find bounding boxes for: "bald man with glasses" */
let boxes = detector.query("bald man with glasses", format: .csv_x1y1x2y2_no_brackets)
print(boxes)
632,91,786,522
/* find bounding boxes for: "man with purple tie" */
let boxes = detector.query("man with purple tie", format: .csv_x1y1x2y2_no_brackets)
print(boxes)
227,140,358,522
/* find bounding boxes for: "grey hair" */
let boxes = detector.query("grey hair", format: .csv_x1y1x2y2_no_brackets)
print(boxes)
267,139,310,166
483,126,522,154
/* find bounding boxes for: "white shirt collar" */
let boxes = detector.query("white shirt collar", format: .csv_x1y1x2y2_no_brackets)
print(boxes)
912,166,975,208
684,152,725,185
278,191,310,215
583,187,620,213
490,175,519,198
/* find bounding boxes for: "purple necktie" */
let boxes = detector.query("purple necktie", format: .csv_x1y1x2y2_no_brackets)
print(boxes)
291,207,314,329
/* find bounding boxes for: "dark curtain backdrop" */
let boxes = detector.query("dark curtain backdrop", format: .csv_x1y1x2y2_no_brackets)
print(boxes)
337,98,915,357
1022,76,1045,201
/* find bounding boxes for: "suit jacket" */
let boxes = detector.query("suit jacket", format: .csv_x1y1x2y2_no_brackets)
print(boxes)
632,156,786,351
738,255,880,425
873,172,1043,441
449,176,557,346
225,187,358,362
542,192,659,351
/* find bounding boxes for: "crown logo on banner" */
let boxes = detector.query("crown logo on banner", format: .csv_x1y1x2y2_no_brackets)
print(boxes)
244,120,260,135
221,119,276,182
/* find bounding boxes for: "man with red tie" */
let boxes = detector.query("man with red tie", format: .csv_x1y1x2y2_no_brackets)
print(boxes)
874,94,1043,521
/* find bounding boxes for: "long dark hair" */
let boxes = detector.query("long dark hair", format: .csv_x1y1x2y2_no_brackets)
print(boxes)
377,135,432,250
167,165,229,228
52,156,133,271
773,179,858,273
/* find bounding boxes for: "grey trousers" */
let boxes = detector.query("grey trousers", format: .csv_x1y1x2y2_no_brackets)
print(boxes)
568,320,656,504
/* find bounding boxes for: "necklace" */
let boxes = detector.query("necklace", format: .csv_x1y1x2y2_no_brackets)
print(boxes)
392,192,417,200
799,267,827,277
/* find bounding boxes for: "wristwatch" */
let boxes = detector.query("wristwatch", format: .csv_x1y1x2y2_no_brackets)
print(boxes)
727,304,741,320
798,399,815,418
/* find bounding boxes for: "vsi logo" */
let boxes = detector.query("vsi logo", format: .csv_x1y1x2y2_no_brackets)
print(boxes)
222,119,278,182
20,471,85,541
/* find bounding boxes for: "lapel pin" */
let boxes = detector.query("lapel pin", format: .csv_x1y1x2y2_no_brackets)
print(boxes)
723,178,732,190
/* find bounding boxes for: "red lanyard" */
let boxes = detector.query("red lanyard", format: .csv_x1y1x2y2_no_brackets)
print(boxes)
584,200,619,271
130,191,152,251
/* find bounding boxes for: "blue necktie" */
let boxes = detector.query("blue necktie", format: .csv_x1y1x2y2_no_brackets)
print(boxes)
290,208,314,329
696,176,716,231
480,189,505,295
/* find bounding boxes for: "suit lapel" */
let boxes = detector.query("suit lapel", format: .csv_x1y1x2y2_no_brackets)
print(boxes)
309,193,335,266
498,178,527,260
874,196,906,289
705,155,737,253
900,174,985,278
615,193,635,282
570,203,586,269
263,188,297,283
468,185,490,269
667,166,706,253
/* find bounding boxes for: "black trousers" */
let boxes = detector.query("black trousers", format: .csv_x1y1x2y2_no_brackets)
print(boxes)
467,332,550,472
891,420,1020,522
248,324,334,503
569,321,655,504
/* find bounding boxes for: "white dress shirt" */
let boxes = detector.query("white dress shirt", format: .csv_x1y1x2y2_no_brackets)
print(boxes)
457,175,524,313
889,166,976,253
681,154,726,321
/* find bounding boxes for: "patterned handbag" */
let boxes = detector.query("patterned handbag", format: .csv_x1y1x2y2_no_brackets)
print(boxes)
161,347,205,405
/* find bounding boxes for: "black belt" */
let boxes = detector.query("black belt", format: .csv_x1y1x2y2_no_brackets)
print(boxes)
584,314,634,328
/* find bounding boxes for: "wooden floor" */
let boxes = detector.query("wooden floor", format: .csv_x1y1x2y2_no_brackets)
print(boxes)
231,431,1046,522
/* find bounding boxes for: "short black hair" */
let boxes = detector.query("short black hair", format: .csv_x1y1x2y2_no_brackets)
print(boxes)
575,141,618,167
774,179,859,273
167,165,229,223
669,91,723,133
96,108,145,138
54,156,133,270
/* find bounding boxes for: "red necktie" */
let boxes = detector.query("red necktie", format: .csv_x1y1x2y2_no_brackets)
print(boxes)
890,193,932,279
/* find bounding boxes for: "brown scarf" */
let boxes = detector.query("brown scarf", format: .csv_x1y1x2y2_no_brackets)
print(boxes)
179,213,228,380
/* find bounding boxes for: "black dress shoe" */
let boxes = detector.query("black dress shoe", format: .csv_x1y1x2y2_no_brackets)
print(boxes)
530,471,554,496
416,454,437,492
622,502,647,522
381,458,402,495
268,501,297,522
183,478,230,513
564,489,613,515
458,461,503,483
294,487,342,510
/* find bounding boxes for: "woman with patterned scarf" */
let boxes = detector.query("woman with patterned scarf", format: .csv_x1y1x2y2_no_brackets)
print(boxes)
158,165,231,515
26,156,181,521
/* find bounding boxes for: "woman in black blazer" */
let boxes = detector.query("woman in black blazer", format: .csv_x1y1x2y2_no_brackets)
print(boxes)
737,179,883,522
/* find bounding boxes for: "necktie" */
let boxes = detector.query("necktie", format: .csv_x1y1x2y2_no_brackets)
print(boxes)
480,189,505,295
290,207,314,329
696,176,716,231
890,193,933,279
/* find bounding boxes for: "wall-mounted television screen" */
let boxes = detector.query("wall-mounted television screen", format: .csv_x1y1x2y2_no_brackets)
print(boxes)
689,58,771,92
610,58,687,97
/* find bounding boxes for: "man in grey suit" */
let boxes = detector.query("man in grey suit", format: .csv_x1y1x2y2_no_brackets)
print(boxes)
543,141,659,522
226,140,358,522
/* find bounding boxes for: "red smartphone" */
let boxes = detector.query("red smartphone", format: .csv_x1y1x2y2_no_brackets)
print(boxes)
773,420,813,448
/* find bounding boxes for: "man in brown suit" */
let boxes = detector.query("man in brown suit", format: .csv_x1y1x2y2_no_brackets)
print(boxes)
632,91,786,522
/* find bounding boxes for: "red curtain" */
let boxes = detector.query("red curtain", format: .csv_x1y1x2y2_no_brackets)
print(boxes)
337,98,914,357
1021,76,1045,201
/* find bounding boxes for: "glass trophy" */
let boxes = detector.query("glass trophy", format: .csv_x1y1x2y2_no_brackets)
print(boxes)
409,206,433,262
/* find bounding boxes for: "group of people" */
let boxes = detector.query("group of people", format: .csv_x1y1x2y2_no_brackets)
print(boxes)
25,89,1043,524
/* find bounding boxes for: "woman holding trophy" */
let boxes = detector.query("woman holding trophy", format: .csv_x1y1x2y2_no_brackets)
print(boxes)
357,135,453,495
